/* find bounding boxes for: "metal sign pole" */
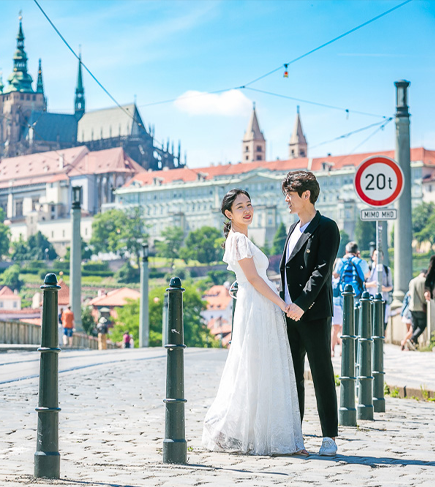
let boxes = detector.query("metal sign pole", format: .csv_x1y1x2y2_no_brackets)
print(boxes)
376,221,383,295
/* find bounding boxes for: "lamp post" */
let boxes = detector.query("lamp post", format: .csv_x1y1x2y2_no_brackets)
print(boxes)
70,186,82,332
392,80,412,305
139,242,149,347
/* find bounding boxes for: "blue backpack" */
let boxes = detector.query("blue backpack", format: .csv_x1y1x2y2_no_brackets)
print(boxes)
339,257,366,298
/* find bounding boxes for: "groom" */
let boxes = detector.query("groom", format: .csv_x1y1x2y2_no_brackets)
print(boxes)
279,170,340,456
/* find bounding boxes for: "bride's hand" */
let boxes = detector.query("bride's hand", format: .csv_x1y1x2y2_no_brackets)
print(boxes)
280,301,288,313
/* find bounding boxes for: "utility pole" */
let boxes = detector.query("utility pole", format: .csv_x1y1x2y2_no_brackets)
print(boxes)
392,80,412,305
70,186,82,331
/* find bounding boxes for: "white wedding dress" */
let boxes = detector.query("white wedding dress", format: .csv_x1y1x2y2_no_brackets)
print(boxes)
202,230,304,456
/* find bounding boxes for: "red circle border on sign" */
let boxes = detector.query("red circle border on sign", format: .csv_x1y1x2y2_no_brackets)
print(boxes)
354,156,404,207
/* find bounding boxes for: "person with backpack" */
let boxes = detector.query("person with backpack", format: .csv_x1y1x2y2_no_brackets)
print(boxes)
333,242,370,305
366,249,393,330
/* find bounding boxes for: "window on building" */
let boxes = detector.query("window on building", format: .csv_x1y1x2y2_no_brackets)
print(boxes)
51,231,54,238
15,201,23,217
246,156,249,161
62,230,65,237
245,145,249,152
429,185,433,193
300,150,305,157
256,146,262,152
0,302,3,308
256,156,262,161
85,228,88,235
13,301,17,308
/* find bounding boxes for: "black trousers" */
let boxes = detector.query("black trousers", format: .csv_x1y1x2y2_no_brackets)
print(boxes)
411,310,427,343
286,316,338,438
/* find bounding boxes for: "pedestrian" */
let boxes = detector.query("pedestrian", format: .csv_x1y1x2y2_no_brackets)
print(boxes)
407,270,428,350
61,305,74,348
331,261,342,357
129,334,134,348
96,317,108,350
123,331,131,349
365,249,393,330
203,188,306,456
400,291,413,351
333,241,370,304
58,307,64,347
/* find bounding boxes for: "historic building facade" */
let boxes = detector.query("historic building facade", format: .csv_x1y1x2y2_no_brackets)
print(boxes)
109,147,435,248
0,15,184,171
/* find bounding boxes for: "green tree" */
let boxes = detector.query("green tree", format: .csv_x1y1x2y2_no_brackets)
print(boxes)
115,260,140,283
2,264,23,290
0,222,10,260
109,285,214,347
11,231,57,261
271,223,287,255
81,306,96,335
261,240,271,256
65,236,93,260
338,230,350,258
354,219,376,251
179,226,222,264
412,202,435,245
91,207,148,263
155,226,184,265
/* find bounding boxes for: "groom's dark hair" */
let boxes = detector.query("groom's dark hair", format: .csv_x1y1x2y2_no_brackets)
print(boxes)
281,170,320,204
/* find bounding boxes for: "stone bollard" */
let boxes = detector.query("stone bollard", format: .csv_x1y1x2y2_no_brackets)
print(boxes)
34,273,61,479
372,293,386,413
163,277,187,464
339,284,357,426
229,281,238,344
357,291,374,421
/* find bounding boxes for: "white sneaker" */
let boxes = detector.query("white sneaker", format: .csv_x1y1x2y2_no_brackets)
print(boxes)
319,437,337,456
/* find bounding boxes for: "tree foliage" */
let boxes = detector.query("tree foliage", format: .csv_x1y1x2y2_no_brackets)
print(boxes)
90,207,148,263
0,222,10,261
271,223,287,255
11,231,57,261
115,260,140,283
412,202,435,244
109,285,214,348
179,226,223,264
354,219,376,251
81,306,96,335
155,226,184,265
338,230,350,258
1,264,23,290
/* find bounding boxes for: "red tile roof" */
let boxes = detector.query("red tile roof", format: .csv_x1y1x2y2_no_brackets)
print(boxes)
124,147,435,188
0,286,20,298
57,280,70,306
0,146,144,189
202,285,232,311
89,287,141,307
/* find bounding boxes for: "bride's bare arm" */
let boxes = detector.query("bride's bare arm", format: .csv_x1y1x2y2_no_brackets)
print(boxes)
238,257,288,312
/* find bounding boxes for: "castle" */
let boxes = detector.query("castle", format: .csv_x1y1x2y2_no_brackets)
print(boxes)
0,15,184,171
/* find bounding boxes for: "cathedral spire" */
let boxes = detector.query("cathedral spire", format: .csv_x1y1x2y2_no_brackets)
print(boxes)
5,12,34,93
242,103,266,162
36,58,44,94
289,105,307,159
74,51,85,120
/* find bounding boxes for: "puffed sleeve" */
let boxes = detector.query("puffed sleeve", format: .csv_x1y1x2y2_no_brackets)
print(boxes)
223,232,253,265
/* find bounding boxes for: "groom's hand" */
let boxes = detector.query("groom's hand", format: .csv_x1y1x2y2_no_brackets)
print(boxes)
287,303,304,321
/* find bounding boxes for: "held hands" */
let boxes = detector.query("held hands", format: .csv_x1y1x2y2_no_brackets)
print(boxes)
424,291,431,302
285,303,304,321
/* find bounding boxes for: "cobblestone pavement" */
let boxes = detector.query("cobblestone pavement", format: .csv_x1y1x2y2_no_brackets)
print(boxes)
0,347,434,487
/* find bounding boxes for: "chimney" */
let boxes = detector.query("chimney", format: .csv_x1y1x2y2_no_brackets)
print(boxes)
59,154,64,169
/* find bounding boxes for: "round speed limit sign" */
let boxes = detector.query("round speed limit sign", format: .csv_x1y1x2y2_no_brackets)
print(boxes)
354,155,404,207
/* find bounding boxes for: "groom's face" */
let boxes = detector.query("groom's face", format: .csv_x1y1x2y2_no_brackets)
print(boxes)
285,190,309,215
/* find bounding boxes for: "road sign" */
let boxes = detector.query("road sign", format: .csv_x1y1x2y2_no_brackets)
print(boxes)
354,156,404,207
360,208,397,221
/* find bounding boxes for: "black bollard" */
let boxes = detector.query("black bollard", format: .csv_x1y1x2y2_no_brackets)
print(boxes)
163,277,187,464
372,293,386,413
357,291,374,421
354,302,361,396
34,273,61,479
339,284,357,426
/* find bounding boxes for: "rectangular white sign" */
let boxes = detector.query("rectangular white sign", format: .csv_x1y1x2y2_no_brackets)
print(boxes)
360,208,397,221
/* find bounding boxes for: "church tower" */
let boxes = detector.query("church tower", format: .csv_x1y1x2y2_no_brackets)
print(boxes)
74,53,85,120
242,103,266,162
0,13,45,157
288,106,308,159
36,59,44,95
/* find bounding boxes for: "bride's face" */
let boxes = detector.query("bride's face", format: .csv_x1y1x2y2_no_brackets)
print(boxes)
226,193,253,227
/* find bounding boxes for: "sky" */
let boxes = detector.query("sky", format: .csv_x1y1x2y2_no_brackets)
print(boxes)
0,0,434,168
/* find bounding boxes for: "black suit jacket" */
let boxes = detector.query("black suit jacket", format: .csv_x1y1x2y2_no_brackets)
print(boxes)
279,211,340,322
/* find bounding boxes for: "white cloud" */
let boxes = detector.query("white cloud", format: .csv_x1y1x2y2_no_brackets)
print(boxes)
174,89,252,117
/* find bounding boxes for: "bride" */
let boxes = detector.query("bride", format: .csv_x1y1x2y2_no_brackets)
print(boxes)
202,188,306,456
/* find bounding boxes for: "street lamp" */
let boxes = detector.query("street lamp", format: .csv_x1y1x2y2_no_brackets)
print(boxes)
139,241,150,347
72,186,82,209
